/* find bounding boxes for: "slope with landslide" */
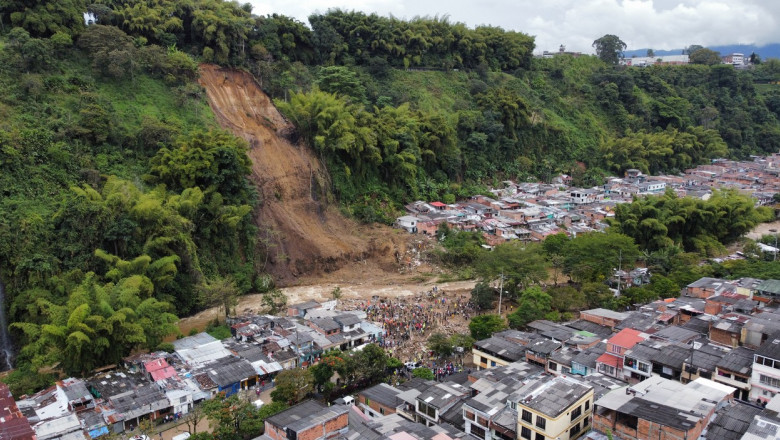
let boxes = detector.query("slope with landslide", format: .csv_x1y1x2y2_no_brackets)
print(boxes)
198,64,402,284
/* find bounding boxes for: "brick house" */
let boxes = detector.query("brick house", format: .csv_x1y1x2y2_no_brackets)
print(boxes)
263,400,348,440
579,308,629,329
356,383,401,418
592,376,734,440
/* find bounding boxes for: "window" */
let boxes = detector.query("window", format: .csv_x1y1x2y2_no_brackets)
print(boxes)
717,370,731,378
465,410,476,421
570,422,581,437
522,409,533,423
571,405,582,421
380,407,385,415
535,433,545,440
470,425,486,438
491,361,497,367
583,415,590,427
520,426,532,440
477,416,488,426
585,400,590,411
760,374,780,389
481,356,488,365
536,415,546,430
548,361,558,371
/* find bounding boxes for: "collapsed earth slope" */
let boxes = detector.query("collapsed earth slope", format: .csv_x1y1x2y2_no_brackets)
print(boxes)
198,64,401,284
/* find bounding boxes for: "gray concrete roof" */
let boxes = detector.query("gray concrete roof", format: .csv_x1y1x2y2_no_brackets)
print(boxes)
512,376,592,418
717,346,755,375
265,400,348,433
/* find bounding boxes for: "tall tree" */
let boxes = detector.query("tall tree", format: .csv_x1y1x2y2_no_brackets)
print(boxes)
689,48,722,65
593,34,627,65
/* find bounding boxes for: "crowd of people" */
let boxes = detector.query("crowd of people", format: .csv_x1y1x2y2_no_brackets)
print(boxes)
348,287,477,364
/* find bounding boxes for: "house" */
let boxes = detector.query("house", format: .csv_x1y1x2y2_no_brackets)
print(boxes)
34,413,82,440
512,376,594,440
637,180,666,193
287,301,322,318
414,382,468,427
710,315,747,348
0,383,35,440
56,378,94,413
472,336,526,370
396,215,419,233
750,335,780,403
680,343,728,384
463,376,522,440
356,383,402,418
703,400,765,440
201,356,257,397
525,339,562,372
742,311,780,348
596,328,645,379
106,383,171,432
714,346,754,400
755,280,780,301
592,376,735,440
569,188,599,205
684,277,728,298
263,400,349,440
571,343,607,377
579,308,629,329
144,358,177,382
172,332,232,366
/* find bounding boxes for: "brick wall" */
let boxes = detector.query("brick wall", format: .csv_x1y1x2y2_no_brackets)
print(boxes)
710,327,739,348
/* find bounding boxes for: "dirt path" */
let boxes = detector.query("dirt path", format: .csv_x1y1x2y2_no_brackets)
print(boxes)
747,219,780,240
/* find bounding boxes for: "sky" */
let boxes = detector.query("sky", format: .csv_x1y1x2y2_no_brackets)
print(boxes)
246,0,780,54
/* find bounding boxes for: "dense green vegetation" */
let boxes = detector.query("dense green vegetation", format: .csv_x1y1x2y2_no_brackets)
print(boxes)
0,18,258,389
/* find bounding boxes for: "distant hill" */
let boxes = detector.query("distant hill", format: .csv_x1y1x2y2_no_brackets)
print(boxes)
625,44,780,60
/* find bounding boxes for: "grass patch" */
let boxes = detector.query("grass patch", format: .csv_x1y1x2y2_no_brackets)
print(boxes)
206,323,232,340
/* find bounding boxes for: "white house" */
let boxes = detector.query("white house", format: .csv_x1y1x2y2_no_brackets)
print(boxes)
396,215,418,233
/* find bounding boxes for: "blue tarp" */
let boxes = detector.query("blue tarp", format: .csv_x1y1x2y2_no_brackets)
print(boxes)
88,426,110,438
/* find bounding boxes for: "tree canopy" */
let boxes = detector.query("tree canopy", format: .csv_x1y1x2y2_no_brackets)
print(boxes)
593,34,627,65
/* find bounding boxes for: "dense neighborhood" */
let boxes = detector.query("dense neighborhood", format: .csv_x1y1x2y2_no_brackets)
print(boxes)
396,154,780,247
6,271,780,440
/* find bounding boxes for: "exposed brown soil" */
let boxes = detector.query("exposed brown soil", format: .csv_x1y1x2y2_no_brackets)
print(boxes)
198,64,405,285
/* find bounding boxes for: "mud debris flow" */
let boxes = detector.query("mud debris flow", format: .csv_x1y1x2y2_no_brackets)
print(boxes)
198,64,403,284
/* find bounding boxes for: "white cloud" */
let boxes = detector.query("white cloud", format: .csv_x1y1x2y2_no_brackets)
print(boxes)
246,0,780,53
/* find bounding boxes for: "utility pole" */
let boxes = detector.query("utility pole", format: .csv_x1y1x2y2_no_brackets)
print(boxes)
616,250,622,297
498,271,504,316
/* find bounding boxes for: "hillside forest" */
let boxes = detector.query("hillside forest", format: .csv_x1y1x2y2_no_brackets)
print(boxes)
0,0,779,393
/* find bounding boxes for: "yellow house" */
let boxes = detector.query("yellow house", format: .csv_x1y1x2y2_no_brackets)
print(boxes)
472,336,526,370
512,376,594,440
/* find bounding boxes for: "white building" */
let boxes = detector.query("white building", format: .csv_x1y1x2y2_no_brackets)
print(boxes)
395,215,418,233
750,337,780,403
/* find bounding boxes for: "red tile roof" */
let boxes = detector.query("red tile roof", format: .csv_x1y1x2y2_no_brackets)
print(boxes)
596,353,622,368
608,328,645,349
144,359,177,381
430,201,446,207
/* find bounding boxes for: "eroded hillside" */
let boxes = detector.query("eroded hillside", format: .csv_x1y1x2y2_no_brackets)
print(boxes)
198,64,403,284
